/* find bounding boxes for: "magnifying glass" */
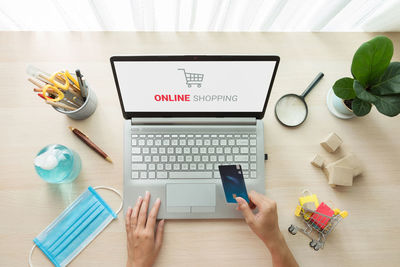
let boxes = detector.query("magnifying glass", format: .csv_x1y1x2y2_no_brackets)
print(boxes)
275,72,324,127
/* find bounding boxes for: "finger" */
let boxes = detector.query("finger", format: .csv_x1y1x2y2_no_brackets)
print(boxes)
236,197,255,225
146,198,161,230
155,219,165,253
125,206,132,231
249,191,267,207
137,191,150,228
131,196,143,229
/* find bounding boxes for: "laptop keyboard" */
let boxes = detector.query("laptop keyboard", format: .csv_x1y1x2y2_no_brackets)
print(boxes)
131,133,257,180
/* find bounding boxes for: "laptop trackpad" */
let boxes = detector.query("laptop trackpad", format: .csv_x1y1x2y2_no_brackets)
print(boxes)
166,184,216,212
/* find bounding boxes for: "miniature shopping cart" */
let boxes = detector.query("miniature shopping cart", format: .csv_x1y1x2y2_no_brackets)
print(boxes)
288,191,348,251
178,68,204,88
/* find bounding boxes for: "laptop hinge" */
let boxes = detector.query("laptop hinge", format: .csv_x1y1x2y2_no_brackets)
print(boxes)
131,117,256,125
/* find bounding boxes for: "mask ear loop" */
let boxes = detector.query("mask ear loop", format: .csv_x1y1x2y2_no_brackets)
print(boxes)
28,186,123,267
93,186,123,214
28,244,36,267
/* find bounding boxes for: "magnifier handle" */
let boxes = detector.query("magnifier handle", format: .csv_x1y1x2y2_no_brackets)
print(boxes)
301,72,324,98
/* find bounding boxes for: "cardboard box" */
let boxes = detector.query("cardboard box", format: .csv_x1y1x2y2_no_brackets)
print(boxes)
329,165,354,186
311,154,325,168
320,132,342,153
324,153,363,178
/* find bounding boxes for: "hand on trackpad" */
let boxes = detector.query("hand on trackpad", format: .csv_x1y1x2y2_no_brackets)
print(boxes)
166,183,216,208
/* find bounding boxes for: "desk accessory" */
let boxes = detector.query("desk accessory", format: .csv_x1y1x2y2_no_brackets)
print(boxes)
69,127,113,163
34,144,81,183
75,69,87,100
289,190,348,251
275,72,324,127
330,35,400,118
26,65,97,120
28,186,122,267
81,76,89,100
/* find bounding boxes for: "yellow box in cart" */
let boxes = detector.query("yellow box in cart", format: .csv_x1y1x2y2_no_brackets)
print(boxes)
295,191,319,220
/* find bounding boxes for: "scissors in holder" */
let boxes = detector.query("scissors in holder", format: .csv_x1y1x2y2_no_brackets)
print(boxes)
48,72,84,106
41,84,79,108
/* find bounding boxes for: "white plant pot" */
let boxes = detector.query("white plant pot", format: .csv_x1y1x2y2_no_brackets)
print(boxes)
326,88,355,119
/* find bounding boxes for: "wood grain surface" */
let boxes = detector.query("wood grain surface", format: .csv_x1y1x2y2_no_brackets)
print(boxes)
0,32,399,267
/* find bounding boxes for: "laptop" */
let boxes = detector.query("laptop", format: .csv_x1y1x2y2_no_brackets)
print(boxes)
110,55,280,219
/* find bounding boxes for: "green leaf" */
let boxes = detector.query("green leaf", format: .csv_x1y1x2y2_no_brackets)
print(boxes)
333,77,356,99
370,62,400,95
354,80,400,116
373,95,400,117
352,98,372,116
351,36,393,87
353,80,377,103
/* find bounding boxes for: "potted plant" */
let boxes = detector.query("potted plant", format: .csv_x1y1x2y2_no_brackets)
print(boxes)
330,36,400,118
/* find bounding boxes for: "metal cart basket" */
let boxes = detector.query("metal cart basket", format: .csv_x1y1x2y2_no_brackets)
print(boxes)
178,68,204,87
288,204,348,251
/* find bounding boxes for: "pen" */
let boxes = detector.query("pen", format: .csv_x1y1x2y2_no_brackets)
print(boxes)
75,69,86,101
68,126,113,163
80,76,88,100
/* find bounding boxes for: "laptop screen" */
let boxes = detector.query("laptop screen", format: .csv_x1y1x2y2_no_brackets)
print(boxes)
111,56,279,118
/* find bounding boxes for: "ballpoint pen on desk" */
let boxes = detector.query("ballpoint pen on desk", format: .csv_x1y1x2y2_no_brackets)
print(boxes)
68,127,113,163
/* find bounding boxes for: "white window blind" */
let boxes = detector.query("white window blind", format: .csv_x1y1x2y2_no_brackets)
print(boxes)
0,0,399,31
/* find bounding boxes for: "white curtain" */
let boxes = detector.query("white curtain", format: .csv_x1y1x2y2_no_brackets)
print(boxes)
0,0,399,31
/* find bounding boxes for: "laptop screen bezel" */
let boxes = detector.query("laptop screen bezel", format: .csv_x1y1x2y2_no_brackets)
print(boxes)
110,55,280,120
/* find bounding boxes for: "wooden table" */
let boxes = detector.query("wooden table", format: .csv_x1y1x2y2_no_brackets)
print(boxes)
1,32,399,267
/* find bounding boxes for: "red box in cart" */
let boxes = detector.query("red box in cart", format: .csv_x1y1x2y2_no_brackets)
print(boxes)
310,202,334,229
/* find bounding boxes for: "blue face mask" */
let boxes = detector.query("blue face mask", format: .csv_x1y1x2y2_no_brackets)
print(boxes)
29,186,123,267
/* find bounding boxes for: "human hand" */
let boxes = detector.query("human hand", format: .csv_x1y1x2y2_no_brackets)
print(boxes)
236,191,298,267
126,191,165,267
235,191,281,248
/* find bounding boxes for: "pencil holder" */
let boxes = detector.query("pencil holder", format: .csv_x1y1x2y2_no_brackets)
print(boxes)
54,85,97,120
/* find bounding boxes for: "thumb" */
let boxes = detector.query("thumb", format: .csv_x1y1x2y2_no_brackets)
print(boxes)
236,197,255,224
249,191,265,207
155,219,165,253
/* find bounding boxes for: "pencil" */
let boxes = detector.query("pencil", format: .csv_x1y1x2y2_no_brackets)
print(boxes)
28,78,45,88
68,126,113,163
46,100,76,111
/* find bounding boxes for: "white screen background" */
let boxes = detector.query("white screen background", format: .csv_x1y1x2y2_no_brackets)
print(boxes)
114,61,276,112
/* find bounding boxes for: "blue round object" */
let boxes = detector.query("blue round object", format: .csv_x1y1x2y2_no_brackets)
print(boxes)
34,144,81,183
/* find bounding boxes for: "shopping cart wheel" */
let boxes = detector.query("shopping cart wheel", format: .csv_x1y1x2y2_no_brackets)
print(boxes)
288,225,297,235
309,240,317,248
314,243,322,251
197,84,201,88
188,84,192,88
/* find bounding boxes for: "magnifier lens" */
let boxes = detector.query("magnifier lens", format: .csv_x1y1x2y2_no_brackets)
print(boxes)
275,95,307,127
